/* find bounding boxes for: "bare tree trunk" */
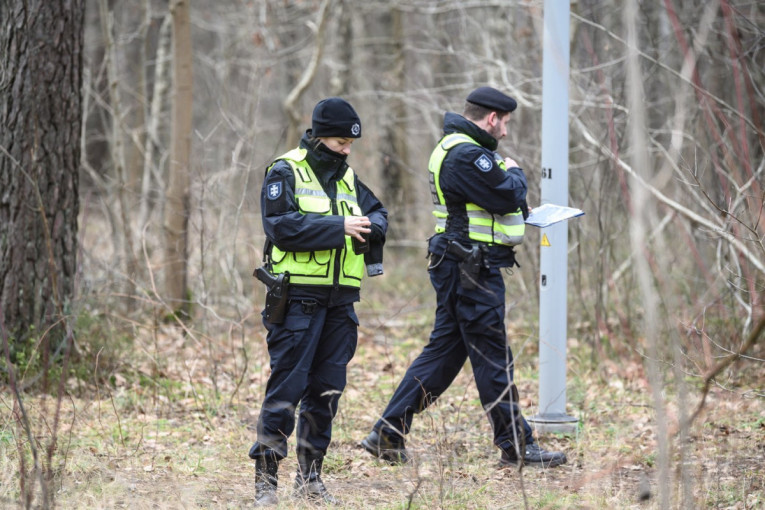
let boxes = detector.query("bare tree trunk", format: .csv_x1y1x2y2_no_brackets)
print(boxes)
99,0,139,307
330,0,353,97
163,0,193,318
283,0,332,149
140,11,172,230
624,1,670,506
0,0,83,349
379,6,412,240
0,1,84,506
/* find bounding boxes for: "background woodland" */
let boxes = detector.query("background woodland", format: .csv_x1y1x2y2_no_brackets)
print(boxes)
1,0,763,508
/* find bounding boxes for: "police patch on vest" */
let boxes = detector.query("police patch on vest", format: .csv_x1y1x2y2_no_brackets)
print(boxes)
474,154,493,172
267,181,283,200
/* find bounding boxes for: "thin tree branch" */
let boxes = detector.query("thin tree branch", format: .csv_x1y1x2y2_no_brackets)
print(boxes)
573,117,765,276
688,312,765,425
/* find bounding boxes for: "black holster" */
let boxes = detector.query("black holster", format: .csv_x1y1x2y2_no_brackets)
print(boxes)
446,241,487,290
254,266,290,324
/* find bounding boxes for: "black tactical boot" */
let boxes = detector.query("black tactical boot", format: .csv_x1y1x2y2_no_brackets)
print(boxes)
360,429,410,465
293,453,339,505
500,443,568,468
254,454,279,507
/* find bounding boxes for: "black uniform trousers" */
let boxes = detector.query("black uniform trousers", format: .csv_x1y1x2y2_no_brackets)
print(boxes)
373,257,534,451
249,300,359,460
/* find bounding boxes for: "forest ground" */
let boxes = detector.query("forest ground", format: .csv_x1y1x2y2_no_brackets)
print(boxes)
2,249,763,509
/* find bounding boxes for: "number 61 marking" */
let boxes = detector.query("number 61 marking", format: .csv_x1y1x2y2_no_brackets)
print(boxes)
542,167,552,179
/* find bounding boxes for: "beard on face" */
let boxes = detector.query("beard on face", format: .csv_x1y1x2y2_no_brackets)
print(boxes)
487,122,504,140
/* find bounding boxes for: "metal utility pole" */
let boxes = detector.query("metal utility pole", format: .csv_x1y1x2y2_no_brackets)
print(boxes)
527,0,578,434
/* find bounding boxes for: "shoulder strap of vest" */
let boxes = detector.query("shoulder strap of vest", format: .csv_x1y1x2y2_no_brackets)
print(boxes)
440,133,479,151
280,148,308,163
340,166,356,192
270,148,316,185
266,148,307,174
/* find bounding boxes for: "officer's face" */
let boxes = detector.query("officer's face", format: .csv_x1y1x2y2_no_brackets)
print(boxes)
487,112,511,140
321,137,355,156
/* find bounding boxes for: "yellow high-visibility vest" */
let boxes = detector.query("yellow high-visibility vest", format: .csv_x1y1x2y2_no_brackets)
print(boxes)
268,148,364,287
428,133,525,246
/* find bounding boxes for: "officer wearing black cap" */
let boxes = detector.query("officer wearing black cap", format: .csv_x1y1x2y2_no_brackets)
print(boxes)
361,87,567,469
250,97,387,506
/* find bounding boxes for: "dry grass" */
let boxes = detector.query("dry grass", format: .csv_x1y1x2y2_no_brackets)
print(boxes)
2,314,763,509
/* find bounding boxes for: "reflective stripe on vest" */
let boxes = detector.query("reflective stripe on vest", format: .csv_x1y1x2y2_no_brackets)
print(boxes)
428,133,525,246
269,148,365,287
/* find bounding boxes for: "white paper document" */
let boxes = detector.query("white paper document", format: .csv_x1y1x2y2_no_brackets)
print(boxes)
524,203,584,228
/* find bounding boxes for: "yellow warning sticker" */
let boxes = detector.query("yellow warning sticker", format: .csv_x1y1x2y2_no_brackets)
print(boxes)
541,233,551,247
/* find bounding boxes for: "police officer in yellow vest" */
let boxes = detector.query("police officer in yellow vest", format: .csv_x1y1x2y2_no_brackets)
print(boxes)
250,97,387,506
361,87,567,468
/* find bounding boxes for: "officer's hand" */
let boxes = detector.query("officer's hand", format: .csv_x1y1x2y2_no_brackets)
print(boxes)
504,156,520,169
345,216,371,242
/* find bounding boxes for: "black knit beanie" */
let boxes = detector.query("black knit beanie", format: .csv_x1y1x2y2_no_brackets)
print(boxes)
311,97,362,138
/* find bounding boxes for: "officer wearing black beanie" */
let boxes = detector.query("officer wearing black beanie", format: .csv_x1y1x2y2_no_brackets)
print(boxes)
307,97,383,276
250,98,387,507
311,97,362,139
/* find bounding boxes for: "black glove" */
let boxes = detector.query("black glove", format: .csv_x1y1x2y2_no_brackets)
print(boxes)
520,201,529,220
369,222,385,242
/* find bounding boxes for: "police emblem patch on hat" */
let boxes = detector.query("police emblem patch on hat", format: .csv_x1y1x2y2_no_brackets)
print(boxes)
474,154,494,172
351,123,361,136
267,181,282,200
